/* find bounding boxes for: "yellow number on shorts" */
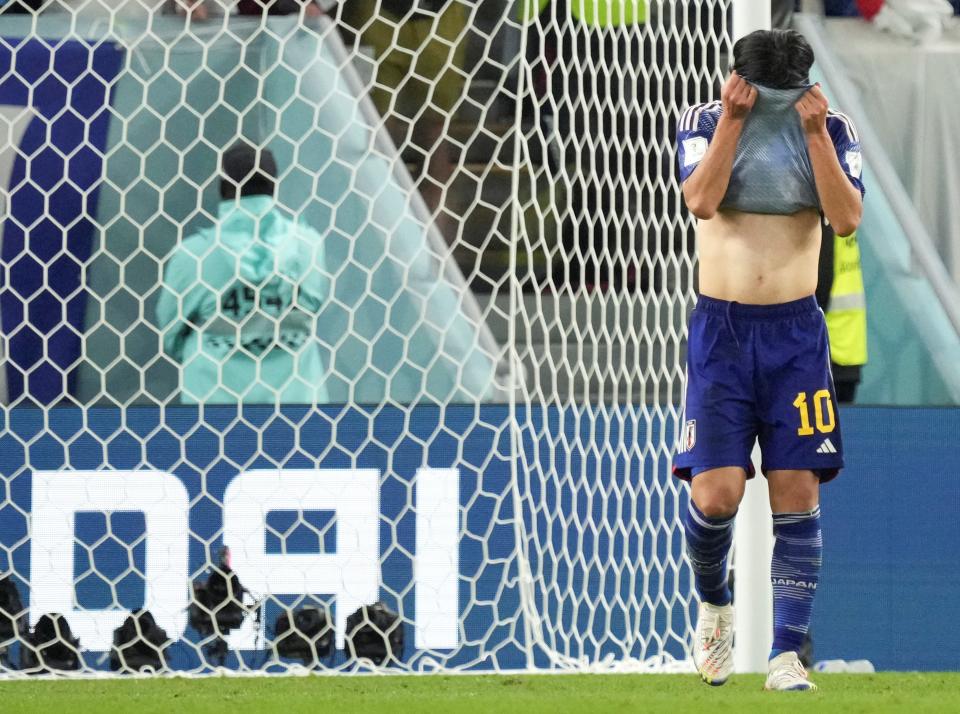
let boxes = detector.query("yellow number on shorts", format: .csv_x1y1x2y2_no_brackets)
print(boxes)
812,389,836,433
793,390,836,436
793,392,815,436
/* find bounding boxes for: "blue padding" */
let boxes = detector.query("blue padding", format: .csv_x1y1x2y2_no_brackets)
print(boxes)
0,404,956,670
0,39,123,403
814,407,960,670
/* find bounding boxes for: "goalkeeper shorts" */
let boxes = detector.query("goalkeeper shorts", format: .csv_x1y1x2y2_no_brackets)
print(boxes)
673,295,844,483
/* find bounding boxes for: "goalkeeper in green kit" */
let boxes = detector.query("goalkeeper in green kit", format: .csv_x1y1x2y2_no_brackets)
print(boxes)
157,143,330,404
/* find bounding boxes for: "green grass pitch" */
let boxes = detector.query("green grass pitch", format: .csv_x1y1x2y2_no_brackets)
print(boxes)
1,673,958,713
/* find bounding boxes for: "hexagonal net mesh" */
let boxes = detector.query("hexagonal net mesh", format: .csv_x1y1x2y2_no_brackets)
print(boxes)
0,1,730,674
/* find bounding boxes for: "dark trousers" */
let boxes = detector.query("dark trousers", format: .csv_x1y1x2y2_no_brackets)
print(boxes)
832,363,862,405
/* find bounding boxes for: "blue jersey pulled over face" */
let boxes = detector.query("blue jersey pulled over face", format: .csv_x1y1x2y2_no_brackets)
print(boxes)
676,87,865,215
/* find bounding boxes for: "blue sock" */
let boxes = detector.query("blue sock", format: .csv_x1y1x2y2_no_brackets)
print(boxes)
770,506,822,657
684,500,735,606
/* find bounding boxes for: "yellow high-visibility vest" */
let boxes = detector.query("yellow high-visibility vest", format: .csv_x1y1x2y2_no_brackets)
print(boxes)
520,0,550,18
521,0,647,26
825,231,868,367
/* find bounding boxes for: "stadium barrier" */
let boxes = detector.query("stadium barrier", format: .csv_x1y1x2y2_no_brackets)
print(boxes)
0,406,955,673
815,407,960,672
0,404,691,673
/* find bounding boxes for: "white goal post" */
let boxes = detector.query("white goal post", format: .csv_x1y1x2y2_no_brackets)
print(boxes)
0,1,750,676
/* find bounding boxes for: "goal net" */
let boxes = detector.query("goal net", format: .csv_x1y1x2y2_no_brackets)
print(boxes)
0,0,730,674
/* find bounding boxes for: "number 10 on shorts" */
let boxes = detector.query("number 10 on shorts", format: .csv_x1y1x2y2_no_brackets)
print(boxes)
792,390,836,436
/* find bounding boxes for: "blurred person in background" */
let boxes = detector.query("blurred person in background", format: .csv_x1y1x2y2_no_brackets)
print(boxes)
156,143,331,404
336,0,469,243
825,0,958,42
235,0,321,16
40,0,215,21
817,221,868,403
825,0,959,16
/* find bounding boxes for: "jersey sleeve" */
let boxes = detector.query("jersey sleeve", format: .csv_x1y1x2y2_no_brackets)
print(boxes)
826,110,865,198
676,101,721,183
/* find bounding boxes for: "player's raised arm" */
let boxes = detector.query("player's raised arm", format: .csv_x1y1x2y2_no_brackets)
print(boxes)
796,85,863,237
681,72,757,220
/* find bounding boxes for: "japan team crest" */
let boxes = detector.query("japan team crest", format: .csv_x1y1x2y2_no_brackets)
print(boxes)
683,420,696,452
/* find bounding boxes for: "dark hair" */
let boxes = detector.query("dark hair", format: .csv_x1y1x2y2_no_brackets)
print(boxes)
731,29,814,89
220,142,277,200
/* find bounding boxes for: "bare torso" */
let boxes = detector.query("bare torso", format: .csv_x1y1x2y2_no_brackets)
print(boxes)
696,207,821,304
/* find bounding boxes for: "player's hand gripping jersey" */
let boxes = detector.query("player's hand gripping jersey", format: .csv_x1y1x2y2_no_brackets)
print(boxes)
677,85,865,214
673,84,864,482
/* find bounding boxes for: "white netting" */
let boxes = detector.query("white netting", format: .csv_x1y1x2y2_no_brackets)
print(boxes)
0,0,730,674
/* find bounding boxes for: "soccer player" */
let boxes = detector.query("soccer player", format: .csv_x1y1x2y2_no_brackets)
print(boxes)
673,29,864,690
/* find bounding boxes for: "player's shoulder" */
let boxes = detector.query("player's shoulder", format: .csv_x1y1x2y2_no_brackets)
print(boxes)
678,100,722,134
826,108,860,145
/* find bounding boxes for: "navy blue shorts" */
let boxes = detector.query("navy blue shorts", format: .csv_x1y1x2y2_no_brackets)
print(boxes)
673,295,843,483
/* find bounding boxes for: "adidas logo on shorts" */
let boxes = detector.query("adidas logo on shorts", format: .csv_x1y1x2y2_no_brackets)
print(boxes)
816,438,837,454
